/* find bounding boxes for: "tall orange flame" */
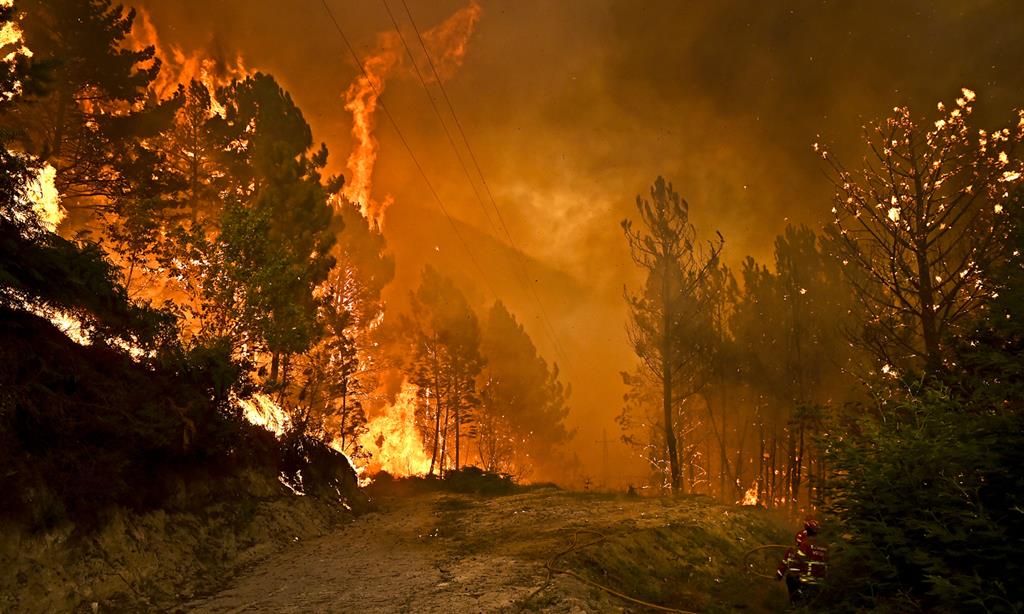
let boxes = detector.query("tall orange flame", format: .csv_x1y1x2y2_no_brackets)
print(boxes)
420,1,482,82
340,1,482,226
341,43,400,225
128,8,249,107
357,381,432,477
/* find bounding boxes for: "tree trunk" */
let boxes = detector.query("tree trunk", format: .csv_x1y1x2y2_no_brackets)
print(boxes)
51,86,69,163
916,242,942,372
735,435,744,499
662,268,681,494
911,152,942,373
793,420,804,511
785,426,795,511
454,377,461,470
719,400,728,500
428,355,442,477
807,437,816,509
190,144,200,224
439,403,450,478
757,418,765,504
769,429,778,509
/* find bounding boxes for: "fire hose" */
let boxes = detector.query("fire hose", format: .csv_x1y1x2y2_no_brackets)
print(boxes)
529,528,699,614
742,544,791,580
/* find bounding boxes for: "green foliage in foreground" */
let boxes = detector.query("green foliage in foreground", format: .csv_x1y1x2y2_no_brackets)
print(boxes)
823,392,1024,612
820,188,1024,613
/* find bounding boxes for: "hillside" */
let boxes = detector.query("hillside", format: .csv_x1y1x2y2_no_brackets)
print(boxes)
0,308,368,613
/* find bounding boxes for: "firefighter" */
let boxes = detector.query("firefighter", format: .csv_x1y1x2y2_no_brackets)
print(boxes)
776,517,828,603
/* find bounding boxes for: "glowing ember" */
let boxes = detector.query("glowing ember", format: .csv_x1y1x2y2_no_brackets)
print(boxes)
340,1,481,226
357,382,431,477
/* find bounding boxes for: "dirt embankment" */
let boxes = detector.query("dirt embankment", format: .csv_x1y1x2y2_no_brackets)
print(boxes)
186,487,791,613
0,472,356,613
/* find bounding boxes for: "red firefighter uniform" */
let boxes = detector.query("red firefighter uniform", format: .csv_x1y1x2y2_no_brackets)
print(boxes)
777,519,827,601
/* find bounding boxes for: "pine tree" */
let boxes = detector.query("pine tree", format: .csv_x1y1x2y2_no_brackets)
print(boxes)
172,74,336,380
622,176,723,493
10,0,164,202
479,300,571,476
403,266,483,476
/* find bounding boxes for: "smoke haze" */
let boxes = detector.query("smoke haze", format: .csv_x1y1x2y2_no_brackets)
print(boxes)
134,0,1024,480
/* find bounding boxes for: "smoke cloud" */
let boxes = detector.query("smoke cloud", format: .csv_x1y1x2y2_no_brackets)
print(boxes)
133,0,1024,479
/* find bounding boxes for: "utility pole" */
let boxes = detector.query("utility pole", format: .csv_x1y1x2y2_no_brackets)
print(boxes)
595,428,611,489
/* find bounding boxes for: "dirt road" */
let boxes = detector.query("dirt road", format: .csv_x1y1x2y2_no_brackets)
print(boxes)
183,488,787,613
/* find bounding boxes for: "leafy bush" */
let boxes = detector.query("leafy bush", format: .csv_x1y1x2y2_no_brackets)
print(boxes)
441,466,518,495
277,429,363,505
364,467,521,498
0,307,258,526
823,389,1024,612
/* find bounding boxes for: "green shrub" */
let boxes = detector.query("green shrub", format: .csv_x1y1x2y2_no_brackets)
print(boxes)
823,389,1024,612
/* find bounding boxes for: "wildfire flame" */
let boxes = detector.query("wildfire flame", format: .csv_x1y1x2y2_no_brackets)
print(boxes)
26,163,63,231
238,393,291,436
128,8,249,109
739,482,759,506
1,1,31,100
357,381,431,477
340,1,482,226
28,303,91,346
418,1,483,82
0,1,30,61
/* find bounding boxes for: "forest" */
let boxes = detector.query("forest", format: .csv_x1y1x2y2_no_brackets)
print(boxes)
1,1,1023,612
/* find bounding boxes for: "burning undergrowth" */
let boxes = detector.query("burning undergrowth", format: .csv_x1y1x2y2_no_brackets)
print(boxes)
355,381,432,479
277,428,363,505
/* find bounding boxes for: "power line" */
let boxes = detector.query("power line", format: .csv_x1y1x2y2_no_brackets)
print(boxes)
396,0,571,367
380,0,565,357
319,0,497,299
378,0,496,234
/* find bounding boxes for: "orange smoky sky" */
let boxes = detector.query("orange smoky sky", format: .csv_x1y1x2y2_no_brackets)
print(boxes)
132,0,1024,481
